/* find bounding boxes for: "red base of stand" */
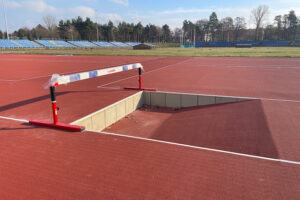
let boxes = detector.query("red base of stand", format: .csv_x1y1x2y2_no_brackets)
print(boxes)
29,120,85,132
124,87,156,91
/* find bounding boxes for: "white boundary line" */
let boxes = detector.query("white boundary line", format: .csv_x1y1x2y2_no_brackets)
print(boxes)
0,116,29,123
97,86,122,90
2,114,300,166
94,131,300,165
190,64,300,70
0,56,164,82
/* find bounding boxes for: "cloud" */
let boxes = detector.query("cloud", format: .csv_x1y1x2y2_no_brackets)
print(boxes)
159,7,251,16
109,0,129,6
6,0,21,9
24,19,36,28
99,13,123,23
24,0,59,13
6,0,60,14
68,6,97,18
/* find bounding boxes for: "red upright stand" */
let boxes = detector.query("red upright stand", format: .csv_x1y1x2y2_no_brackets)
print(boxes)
124,68,156,91
29,86,85,132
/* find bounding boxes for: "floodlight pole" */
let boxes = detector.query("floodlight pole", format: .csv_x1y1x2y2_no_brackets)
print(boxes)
2,0,9,39
193,28,196,48
95,9,99,42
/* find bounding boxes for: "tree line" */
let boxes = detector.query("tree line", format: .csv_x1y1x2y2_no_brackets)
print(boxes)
0,5,299,42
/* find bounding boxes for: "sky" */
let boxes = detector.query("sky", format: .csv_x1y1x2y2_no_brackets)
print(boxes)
0,0,299,32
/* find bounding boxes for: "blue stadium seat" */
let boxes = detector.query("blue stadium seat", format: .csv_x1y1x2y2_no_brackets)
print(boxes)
0,39,20,48
92,41,116,47
35,40,74,48
11,40,41,48
125,42,141,47
68,41,98,48
110,41,130,47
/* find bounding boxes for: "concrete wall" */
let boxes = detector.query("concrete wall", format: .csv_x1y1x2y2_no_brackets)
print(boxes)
144,91,256,108
71,90,256,132
71,91,143,131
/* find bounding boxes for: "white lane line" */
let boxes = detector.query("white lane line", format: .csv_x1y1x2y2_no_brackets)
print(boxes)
260,97,300,103
97,57,195,88
0,116,29,123
0,74,51,82
92,131,300,165
97,86,122,90
191,64,300,70
0,57,164,82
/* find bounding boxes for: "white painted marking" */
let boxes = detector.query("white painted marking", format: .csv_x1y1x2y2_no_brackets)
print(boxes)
90,131,300,165
188,63,300,70
260,97,300,103
97,86,122,90
0,116,29,123
0,75,51,82
97,57,195,88
0,57,160,82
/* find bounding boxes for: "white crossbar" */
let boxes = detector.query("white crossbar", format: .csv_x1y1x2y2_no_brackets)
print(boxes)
47,63,143,87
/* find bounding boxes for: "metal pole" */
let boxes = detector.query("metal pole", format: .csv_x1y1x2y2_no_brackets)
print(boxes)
50,86,58,124
96,24,99,41
2,0,9,39
194,28,196,48
138,68,142,89
95,10,99,41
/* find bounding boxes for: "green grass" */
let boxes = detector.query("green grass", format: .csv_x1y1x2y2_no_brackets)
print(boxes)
1,47,300,57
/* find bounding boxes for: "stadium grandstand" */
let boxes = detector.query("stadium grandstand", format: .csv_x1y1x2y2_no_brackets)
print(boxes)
92,41,116,47
0,38,295,49
0,39,22,48
0,39,41,48
35,40,74,48
125,42,141,46
110,41,130,47
68,41,98,48
11,40,41,48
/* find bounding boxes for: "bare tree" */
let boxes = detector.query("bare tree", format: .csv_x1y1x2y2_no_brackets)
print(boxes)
251,5,269,40
221,17,234,41
43,15,57,39
234,17,246,41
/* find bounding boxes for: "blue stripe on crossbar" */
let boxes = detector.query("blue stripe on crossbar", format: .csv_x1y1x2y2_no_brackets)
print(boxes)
70,74,81,82
122,65,128,71
89,70,98,78
132,64,137,69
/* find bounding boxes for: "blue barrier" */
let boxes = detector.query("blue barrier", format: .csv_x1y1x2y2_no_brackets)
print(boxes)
261,41,289,47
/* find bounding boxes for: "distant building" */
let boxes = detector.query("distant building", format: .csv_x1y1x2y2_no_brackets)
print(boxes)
204,33,212,42
133,43,154,50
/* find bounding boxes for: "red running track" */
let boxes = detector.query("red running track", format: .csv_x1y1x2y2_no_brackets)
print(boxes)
0,55,300,199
